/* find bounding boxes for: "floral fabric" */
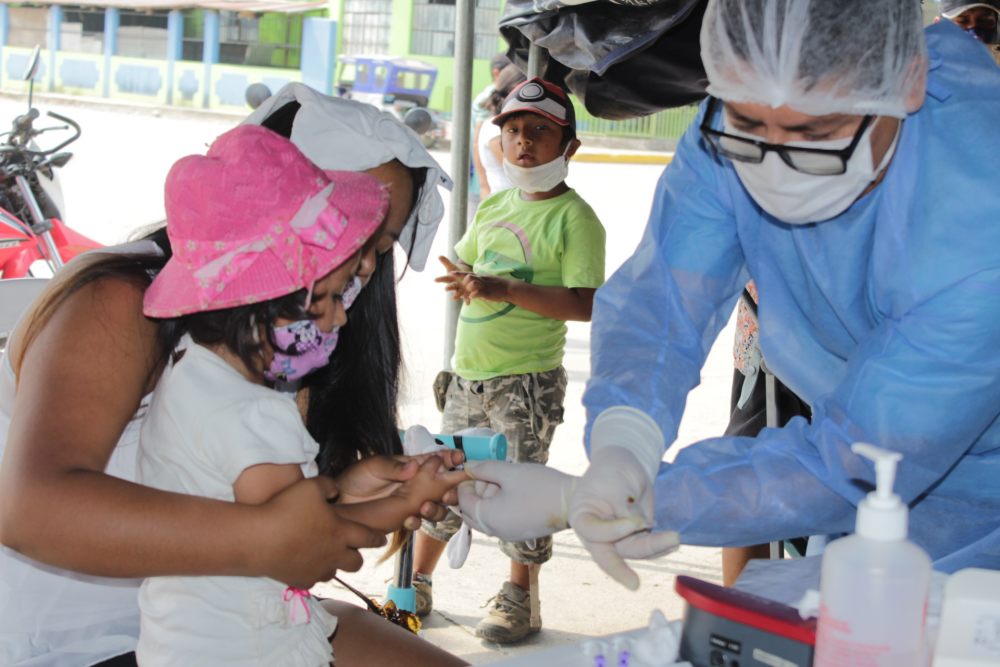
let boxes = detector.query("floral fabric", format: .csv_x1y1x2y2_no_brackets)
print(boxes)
733,280,759,375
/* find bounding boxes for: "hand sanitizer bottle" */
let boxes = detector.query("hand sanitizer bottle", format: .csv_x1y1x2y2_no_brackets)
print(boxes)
814,443,932,667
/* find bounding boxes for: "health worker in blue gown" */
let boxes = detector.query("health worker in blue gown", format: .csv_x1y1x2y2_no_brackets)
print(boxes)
456,0,1000,590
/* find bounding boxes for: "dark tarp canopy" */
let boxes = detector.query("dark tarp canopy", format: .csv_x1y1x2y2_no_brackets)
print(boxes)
500,0,709,120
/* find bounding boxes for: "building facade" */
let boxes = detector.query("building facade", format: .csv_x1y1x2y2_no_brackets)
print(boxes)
335,0,499,111
0,0,335,111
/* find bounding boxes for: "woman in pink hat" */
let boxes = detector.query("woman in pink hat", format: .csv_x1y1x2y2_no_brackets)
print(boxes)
0,88,466,667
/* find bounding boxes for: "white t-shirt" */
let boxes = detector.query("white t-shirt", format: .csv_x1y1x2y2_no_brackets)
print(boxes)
0,241,161,667
135,337,336,667
478,118,514,195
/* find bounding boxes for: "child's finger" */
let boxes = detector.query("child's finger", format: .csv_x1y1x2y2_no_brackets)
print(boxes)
437,468,473,487
417,456,444,476
434,275,457,284
439,255,460,272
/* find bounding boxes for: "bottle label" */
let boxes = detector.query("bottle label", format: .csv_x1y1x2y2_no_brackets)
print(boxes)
971,609,1000,660
814,604,891,667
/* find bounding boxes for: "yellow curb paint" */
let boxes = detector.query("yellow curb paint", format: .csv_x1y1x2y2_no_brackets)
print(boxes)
573,153,674,165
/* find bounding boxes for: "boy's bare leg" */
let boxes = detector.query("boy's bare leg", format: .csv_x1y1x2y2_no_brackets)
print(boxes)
509,559,533,590
325,600,469,667
721,544,771,587
414,530,448,576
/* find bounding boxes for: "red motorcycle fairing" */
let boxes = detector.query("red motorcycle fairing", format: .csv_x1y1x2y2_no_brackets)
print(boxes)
0,209,103,278
0,204,35,278
48,218,103,261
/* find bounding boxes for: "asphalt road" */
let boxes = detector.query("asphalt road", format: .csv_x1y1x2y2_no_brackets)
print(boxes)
0,94,736,664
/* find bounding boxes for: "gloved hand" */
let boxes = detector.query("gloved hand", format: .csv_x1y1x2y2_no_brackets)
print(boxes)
568,407,681,591
457,460,578,541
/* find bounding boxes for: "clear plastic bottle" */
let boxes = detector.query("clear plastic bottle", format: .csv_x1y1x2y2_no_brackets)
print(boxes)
814,443,932,667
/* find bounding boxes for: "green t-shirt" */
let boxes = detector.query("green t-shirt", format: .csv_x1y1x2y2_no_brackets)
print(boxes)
452,187,606,380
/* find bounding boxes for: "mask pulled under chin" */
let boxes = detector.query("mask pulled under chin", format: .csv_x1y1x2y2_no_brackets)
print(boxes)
728,117,901,225
502,143,571,194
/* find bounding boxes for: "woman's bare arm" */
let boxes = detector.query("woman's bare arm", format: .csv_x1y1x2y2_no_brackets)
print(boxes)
0,278,385,588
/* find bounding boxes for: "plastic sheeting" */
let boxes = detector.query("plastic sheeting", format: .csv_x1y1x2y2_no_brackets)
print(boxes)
499,0,708,119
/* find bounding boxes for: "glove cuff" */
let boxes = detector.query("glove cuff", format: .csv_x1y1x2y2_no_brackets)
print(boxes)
591,406,665,483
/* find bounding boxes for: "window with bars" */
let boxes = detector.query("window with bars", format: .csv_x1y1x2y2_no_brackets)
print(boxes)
341,0,392,55
117,10,169,59
181,9,204,62
411,0,501,59
8,6,49,49
217,10,319,69
61,6,105,54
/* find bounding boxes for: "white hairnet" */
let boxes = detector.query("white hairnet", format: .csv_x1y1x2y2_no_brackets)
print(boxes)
242,83,453,271
941,1,1000,19
701,0,928,119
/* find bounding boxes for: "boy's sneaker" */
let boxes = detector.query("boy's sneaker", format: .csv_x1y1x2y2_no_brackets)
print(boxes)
413,574,433,616
475,582,540,644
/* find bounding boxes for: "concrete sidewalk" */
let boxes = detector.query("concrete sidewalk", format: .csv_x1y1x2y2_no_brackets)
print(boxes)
574,145,674,165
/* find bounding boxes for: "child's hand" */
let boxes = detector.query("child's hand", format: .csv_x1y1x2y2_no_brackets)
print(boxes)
392,457,470,513
453,273,512,303
435,256,473,304
333,458,469,534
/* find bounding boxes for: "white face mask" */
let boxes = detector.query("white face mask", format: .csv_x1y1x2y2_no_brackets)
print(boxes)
726,117,900,224
502,143,571,194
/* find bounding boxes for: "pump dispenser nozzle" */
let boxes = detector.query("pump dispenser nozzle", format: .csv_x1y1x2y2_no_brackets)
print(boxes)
852,443,907,541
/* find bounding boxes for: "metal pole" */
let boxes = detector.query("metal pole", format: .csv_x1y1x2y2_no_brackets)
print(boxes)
443,0,476,370
760,357,784,560
527,42,544,79
392,532,415,590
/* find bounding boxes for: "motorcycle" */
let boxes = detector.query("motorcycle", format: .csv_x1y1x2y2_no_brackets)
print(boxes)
0,45,102,278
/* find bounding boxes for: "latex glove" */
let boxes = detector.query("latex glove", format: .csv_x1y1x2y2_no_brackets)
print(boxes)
569,407,680,591
631,610,683,667
457,460,578,541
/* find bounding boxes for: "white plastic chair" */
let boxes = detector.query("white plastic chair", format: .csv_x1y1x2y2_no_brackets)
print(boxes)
0,278,50,349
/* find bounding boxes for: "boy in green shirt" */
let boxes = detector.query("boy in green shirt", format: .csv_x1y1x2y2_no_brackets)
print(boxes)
413,79,607,644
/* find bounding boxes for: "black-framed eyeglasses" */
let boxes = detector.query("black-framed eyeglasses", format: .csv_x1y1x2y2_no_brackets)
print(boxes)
699,96,874,176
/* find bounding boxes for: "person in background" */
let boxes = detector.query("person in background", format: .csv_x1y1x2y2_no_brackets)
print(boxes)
473,53,514,199
937,0,1000,63
477,65,528,197
939,0,1000,40
418,79,605,644
719,282,811,586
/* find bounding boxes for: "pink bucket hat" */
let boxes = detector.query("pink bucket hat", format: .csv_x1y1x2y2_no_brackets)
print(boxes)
144,125,389,318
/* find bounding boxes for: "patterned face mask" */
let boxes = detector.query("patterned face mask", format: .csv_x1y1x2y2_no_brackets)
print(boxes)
263,320,339,383
262,276,363,383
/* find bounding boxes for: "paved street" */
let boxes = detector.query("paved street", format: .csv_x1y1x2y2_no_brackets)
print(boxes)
0,95,737,663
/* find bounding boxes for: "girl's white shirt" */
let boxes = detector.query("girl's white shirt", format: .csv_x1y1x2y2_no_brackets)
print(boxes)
0,241,161,667
134,336,335,667
478,118,515,195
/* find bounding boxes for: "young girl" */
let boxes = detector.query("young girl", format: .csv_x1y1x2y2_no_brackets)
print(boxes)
135,125,462,667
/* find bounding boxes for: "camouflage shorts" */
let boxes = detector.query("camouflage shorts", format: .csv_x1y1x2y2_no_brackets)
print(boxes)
422,366,568,564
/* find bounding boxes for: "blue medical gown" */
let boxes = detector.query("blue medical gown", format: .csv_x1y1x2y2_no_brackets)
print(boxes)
583,21,1000,573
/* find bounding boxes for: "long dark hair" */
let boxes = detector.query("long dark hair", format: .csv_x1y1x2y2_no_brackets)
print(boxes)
488,64,528,115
